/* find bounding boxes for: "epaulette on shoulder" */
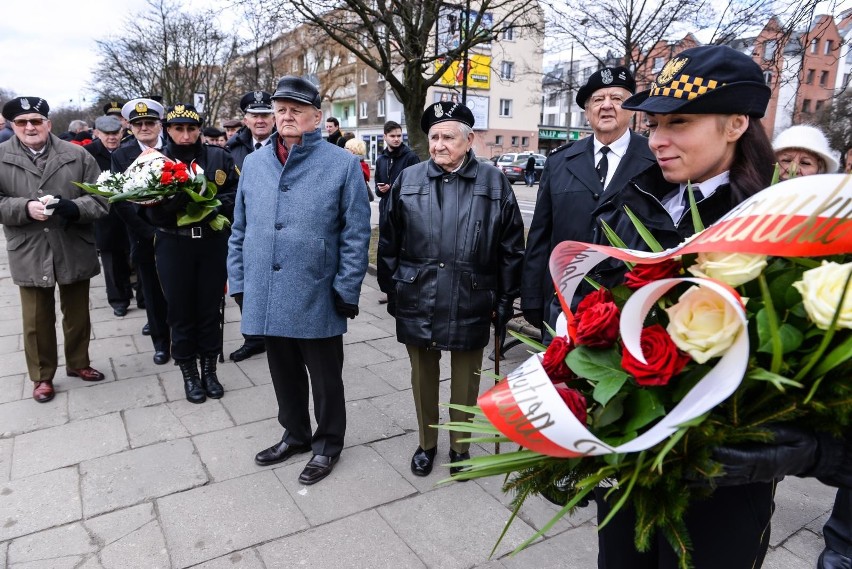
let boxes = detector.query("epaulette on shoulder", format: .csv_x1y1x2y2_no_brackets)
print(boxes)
548,140,576,156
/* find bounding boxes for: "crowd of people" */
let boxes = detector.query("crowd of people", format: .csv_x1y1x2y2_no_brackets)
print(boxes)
0,43,849,567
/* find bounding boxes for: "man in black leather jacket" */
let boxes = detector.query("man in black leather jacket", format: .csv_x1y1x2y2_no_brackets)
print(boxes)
378,102,524,477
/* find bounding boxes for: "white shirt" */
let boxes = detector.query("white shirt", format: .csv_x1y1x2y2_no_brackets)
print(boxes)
594,130,631,191
252,137,271,149
662,170,730,222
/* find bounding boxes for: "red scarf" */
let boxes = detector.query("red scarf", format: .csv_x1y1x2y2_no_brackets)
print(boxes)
275,136,290,165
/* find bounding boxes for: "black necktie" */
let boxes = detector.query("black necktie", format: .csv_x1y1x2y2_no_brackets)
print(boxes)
681,185,704,212
596,146,610,188
254,142,262,151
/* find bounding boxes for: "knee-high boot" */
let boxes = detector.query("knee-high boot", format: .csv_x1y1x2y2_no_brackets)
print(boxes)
200,354,224,399
177,357,205,404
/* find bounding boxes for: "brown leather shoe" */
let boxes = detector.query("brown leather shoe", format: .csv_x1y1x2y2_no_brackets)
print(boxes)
33,381,55,402
66,366,105,382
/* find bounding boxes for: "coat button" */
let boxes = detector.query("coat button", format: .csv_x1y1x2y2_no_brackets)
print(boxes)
275,223,283,230
444,178,450,182
272,264,281,271
42,276,48,281
439,262,445,268
431,341,437,346
592,194,599,200
409,276,414,281
43,228,49,232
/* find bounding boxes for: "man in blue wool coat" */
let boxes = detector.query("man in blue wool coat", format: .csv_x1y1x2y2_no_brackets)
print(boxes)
227,76,371,485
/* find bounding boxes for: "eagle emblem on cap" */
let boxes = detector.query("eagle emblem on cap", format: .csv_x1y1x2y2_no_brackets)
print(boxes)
135,102,149,113
253,91,263,102
657,57,689,86
20,98,30,110
601,69,613,84
434,103,443,118
174,104,185,113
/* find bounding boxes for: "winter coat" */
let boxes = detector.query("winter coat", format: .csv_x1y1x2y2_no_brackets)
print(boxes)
110,142,156,262
85,138,130,252
227,128,371,339
0,134,107,287
377,150,525,351
521,132,670,319
374,143,420,201
225,127,277,171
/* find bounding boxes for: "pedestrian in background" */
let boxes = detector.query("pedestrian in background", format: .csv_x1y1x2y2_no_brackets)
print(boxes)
772,124,839,180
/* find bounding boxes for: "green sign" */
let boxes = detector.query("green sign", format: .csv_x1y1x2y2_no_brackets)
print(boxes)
569,131,581,140
539,129,567,140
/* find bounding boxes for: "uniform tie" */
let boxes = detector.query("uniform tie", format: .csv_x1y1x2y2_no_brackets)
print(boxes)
254,142,262,151
681,185,704,213
596,146,610,188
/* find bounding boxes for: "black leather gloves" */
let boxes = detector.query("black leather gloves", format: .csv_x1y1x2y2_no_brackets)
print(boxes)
334,291,359,319
492,302,513,331
711,424,851,488
522,308,544,329
45,197,80,221
232,293,243,310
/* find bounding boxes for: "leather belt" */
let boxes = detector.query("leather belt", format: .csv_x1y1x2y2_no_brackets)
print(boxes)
156,226,224,239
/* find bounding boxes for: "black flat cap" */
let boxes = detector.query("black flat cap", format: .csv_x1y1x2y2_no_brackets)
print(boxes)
240,91,273,114
165,103,203,125
622,45,771,117
271,76,321,108
420,101,475,133
2,97,50,120
202,126,225,138
103,101,123,116
576,67,636,109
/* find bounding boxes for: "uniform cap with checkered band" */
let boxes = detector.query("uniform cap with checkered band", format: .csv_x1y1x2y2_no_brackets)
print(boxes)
622,45,770,117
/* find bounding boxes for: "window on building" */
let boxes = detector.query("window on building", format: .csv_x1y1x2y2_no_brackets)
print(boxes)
377,99,385,117
501,61,515,80
815,99,824,111
802,99,812,113
511,136,519,146
521,136,529,146
360,101,368,118
763,40,777,61
806,69,815,84
495,135,503,145
652,57,665,72
343,106,350,120
825,40,834,55
499,99,512,117
361,68,370,84
377,72,385,83
810,38,819,54
347,52,356,64
291,59,299,73
763,71,774,86
820,70,829,87
502,27,515,41
545,113,557,125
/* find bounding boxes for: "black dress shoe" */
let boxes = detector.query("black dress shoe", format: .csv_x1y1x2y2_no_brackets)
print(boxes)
298,454,339,485
229,343,266,362
113,305,128,317
449,449,471,477
255,439,311,466
142,323,151,335
153,350,170,365
410,446,437,477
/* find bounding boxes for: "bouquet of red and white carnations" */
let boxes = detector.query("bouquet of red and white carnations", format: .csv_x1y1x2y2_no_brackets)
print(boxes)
73,149,229,230
442,174,852,569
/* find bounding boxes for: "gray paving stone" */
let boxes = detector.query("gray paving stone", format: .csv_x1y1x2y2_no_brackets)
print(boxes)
99,520,170,569
8,522,97,564
370,431,453,494
778,527,825,566
771,477,836,546
275,445,416,526
0,394,69,438
0,317,22,337
0,542,6,568
90,316,147,341
167,399,234,435
218,385,278,425
78,558,107,569
763,544,819,569
341,365,396,402
378,482,537,569
193,418,284,482
157,470,309,568
344,399,405,447
258,509,425,568
11,413,128,479
84,503,155,547
500,524,599,568
342,321,393,345
0,438,10,482
0,333,19,355
158,368,190,402
365,335,409,361
343,341,393,368
9,556,83,568
369,388,420,433
0,467,81,541
87,336,139,359
234,355,272,386
123,403,189,448
367,357,414,391
68,375,164,420
0,373,25,404
191,549,265,568
112,352,176,380
80,439,207,517
0,352,26,377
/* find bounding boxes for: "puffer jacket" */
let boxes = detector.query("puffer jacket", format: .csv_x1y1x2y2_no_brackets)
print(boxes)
0,134,107,287
378,150,525,351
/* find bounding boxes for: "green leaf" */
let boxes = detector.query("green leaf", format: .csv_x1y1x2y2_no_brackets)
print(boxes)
592,392,625,428
623,206,663,252
746,367,804,393
566,346,630,385
507,329,546,353
756,322,803,354
593,373,629,406
71,181,115,197
757,275,783,373
811,334,852,379
623,389,665,432
207,214,230,231
686,182,705,232
599,220,635,271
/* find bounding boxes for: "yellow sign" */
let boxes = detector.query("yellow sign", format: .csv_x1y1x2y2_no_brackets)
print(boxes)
436,54,491,89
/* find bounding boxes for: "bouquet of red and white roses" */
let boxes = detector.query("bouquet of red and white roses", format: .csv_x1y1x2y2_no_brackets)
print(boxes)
442,174,852,568
74,149,229,231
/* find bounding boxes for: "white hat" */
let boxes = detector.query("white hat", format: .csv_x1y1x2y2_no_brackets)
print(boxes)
772,125,839,174
121,98,165,122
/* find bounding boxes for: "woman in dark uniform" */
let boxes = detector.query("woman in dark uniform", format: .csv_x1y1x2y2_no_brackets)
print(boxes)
145,103,238,403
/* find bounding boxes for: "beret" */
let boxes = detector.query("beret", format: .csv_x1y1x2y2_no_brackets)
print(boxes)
576,67,636,109
420,101,475,133
2,97,50,120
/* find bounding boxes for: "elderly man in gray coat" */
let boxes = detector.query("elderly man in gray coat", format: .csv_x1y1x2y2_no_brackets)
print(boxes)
0,97,108,402
227,76,371,485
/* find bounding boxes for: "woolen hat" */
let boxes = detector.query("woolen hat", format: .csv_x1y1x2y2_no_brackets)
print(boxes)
420,101,475,133
240,91,273,114
575,67,636,109
122,98,164,122
772,125,839,174
271,76,321,108
622,45,771,117
2,97,50,120
165,103,203,125
103,101,123,116
94,115,122,133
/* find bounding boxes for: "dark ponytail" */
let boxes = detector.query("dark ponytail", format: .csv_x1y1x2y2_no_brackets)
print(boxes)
729,119,775,205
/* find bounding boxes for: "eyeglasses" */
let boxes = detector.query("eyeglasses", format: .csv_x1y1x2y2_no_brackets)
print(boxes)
131,120,159,128
13,118,46,127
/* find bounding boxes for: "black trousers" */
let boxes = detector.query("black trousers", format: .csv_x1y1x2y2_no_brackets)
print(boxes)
155,231,227,360
822,488,852,563
265,335,346,458
595,481,775,569
100,250,133,308
136,257,169,352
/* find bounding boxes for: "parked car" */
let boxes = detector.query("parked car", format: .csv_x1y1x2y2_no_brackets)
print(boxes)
500,155,545,184
495,152,545,168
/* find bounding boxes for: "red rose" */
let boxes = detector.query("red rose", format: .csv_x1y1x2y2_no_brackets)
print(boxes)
174,170,189,183
162,162,174,172
575,288,613,320
555,385,587,424
575,302,620,348
160,172,174,185
621,324,691,387
624,260,682,290
542,336,573,382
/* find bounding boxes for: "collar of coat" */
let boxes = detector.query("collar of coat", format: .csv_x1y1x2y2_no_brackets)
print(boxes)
427,149,478,179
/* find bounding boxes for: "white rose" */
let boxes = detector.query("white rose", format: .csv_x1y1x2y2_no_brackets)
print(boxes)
687,252,768,287
793,261,852,330
666,286,744,364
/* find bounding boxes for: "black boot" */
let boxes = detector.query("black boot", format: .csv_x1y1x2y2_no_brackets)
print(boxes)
200,354,224,399
177,357,205,404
